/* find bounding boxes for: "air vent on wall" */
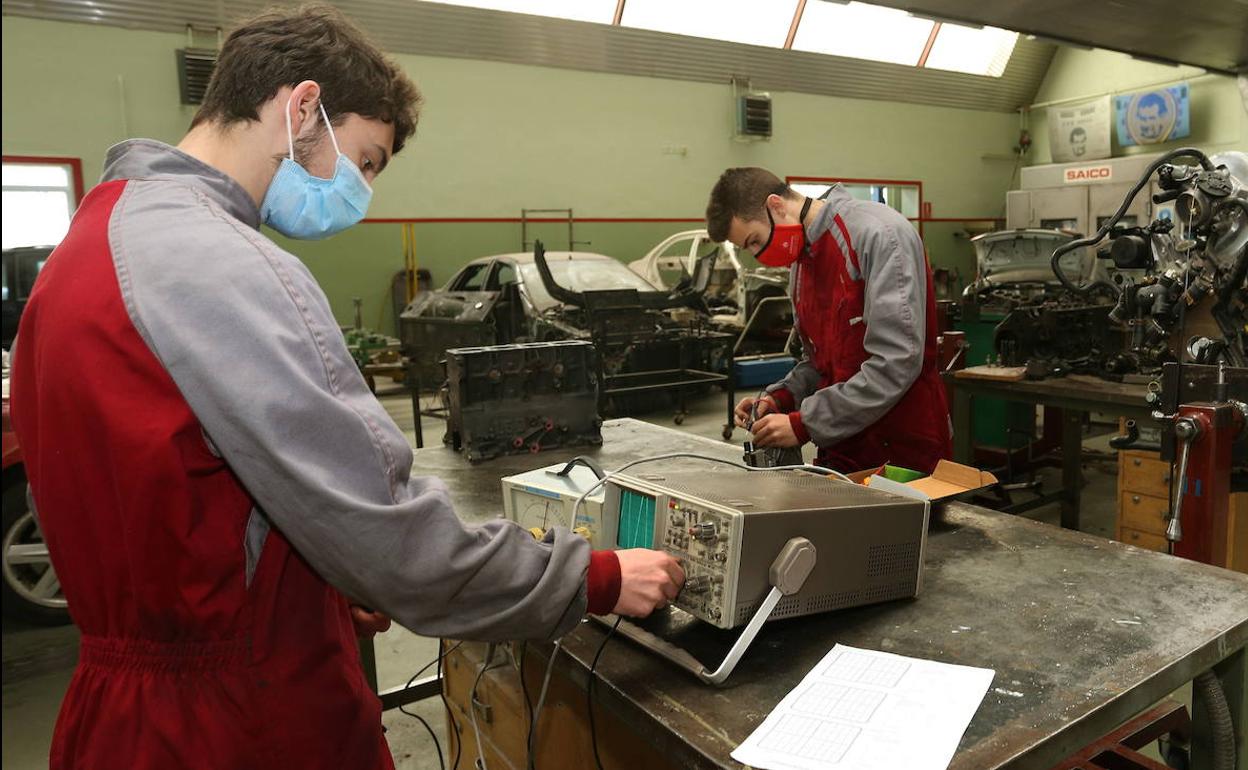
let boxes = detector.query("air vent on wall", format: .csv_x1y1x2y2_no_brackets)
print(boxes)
177,48,217,105
737,94,773,138
731,77,772,141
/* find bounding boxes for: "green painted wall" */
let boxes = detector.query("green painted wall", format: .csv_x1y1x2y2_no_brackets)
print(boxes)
1025,47,1247,165
3,15,1025,329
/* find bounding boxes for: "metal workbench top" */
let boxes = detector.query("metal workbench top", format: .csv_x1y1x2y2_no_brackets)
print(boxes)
949,373,1153,414
421,419,1248,770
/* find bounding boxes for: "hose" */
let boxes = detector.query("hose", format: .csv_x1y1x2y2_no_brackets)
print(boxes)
1051,147,1214,293
1193,670,1237,770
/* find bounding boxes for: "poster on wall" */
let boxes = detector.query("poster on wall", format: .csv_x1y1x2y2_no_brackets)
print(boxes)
1114,83,1190,146
1048,95,1111,162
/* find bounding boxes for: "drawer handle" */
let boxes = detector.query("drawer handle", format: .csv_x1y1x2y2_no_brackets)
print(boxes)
1132,495,1140,504
1129,532,1140,540
1133,458,1142,467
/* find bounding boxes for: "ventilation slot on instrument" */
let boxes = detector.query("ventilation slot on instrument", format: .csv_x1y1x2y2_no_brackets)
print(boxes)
734,582,915,625
866,542,920,577
770,596,802,619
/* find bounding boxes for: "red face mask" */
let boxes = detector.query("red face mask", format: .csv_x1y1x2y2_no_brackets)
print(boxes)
753,197,812,267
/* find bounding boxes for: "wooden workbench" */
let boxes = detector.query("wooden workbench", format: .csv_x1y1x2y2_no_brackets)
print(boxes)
948,374,1154,530
416,419,1247,770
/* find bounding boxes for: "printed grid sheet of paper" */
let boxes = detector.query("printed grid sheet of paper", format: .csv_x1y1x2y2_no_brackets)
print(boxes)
732,645,994,770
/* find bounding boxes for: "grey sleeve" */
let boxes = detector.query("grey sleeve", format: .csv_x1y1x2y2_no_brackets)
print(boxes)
766,335,821,403
112,182,590,642
796,218,926,446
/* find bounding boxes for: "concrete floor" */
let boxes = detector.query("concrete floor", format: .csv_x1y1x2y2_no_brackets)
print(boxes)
1,390,1181,769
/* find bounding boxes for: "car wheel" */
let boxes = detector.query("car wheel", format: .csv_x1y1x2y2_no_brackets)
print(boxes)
1,480,71,625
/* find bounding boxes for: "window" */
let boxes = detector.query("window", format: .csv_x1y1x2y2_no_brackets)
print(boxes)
450,262,490,291
418,0,1020,77
2,158,81,250
621,0,799,48
791,2,933,66
789,178,921,221
487,261,517,289
922,23,1018,77
424,0,617,24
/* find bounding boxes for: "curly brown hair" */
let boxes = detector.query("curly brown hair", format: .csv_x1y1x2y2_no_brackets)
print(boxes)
191,4,422,155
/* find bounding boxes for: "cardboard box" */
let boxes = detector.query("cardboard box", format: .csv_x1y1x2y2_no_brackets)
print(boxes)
848,459,998,502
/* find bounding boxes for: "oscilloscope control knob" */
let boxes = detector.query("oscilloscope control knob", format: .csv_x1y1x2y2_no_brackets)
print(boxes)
684,575,712,593
689,522,718,541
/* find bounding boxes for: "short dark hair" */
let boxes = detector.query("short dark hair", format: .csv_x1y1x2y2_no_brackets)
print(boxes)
705,167,797,242
191,4,422,155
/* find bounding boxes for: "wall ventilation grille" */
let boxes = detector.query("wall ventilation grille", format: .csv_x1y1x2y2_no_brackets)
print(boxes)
177,48,217,105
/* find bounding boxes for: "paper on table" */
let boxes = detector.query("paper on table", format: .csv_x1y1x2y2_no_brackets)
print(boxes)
731,644,994,770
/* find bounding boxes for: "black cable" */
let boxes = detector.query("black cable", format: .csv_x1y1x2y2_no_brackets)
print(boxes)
556,455,605,480
469,644,504,770
404,640,464,692
398,640,464,770
400,710,446,770
438,641,463,770
1051,147,1214,293
518,642,534,734
586,617,622,770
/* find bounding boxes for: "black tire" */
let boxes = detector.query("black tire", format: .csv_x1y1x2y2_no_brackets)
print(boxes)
1,474,71,626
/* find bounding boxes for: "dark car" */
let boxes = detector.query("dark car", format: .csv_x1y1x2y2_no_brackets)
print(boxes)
3,246,53,350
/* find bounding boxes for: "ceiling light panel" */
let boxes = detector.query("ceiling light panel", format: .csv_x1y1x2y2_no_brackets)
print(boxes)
424,0,618,25
621,0,800,48
924,23,1019,77
791,1,933,65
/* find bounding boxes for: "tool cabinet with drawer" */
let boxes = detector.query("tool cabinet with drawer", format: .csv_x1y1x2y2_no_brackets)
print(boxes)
1115,422,1248,572
1116,448,1172,552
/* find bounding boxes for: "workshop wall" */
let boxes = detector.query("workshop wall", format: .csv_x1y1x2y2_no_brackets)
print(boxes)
1025,47,1248,165
3,15,1020,330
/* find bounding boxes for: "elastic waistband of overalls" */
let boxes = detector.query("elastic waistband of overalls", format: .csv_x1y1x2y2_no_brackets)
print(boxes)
79,634,251,672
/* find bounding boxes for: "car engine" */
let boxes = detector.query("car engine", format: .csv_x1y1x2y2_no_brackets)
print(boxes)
1050,149,1248,369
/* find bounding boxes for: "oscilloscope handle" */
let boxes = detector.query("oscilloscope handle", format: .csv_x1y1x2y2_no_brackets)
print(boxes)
600,537,816,687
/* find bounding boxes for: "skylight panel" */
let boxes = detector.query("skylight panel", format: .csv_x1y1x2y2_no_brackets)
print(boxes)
425,0,617,25
621,0,799,48
791,1,933,66
923,23,1018,77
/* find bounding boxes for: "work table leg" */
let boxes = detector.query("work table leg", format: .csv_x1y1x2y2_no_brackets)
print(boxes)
953,387,973,464
1060,408,1084,531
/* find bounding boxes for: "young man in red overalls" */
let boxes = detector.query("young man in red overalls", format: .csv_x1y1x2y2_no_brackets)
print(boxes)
11,8,680,769
707,167,951,473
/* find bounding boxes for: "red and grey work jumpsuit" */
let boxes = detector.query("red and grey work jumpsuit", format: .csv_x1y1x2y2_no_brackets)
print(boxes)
768,186,952,473
10,139,613,769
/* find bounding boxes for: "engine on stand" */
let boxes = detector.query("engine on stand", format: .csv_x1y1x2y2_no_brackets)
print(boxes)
1051,148,1248,370
1088,150,1248,569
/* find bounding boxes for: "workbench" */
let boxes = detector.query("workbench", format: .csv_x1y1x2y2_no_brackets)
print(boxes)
417,419,1248,770
949,374,1154,530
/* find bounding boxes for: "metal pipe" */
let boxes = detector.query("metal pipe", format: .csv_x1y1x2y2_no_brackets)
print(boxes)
1023,71,1217,112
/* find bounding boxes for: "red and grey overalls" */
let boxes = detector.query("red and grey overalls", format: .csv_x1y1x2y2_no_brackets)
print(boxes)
10,139,612,769
768,186,952,473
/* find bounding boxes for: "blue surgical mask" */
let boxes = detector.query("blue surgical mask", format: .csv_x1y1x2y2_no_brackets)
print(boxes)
260,97,373,240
